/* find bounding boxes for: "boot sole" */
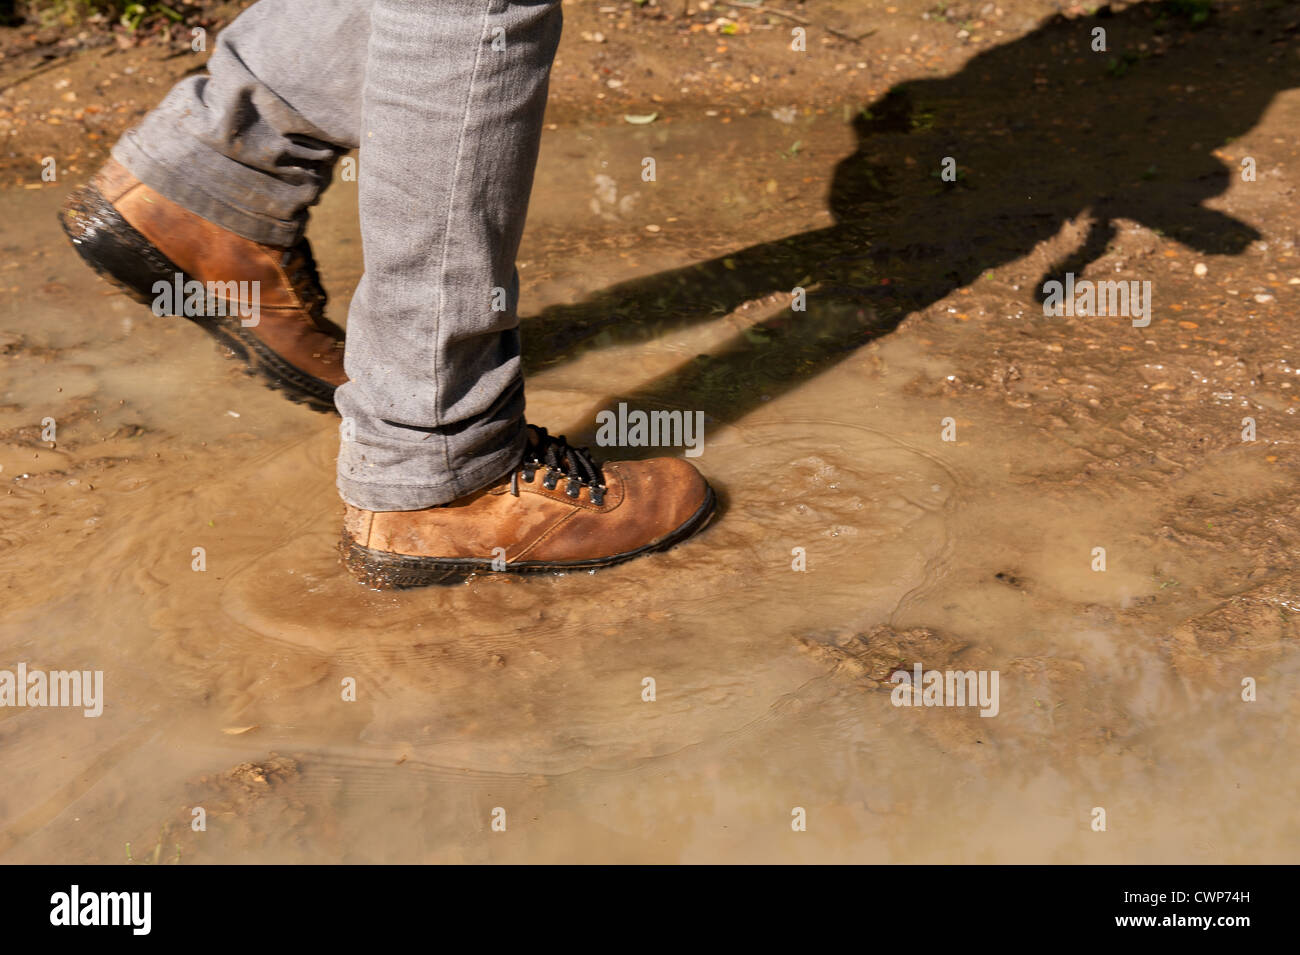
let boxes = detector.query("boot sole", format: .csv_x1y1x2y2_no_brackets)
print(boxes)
58,181,339,414
340,484,718,589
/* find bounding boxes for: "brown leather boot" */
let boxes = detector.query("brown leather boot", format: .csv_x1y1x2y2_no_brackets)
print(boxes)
59,158,346,412
340,426,716,588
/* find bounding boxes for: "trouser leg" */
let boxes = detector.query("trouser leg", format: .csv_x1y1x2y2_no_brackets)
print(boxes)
335,0,562,511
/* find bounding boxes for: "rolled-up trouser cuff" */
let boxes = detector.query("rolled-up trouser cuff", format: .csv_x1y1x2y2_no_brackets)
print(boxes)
111,139,305,247
336,424,527,512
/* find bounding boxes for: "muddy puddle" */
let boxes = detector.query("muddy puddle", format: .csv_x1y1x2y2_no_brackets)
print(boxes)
3,89,1299,863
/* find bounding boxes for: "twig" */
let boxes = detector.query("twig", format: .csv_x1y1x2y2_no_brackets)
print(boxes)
0,56,67,95
729,3,878,43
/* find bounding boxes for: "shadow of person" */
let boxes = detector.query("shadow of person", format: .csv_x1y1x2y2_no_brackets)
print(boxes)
523,0,1297,445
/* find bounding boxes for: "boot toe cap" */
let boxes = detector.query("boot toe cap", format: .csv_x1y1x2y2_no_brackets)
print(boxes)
608,456,712,542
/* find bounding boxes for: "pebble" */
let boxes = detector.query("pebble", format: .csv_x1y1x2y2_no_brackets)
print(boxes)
1193,263,1208,277
1255,294,1274,304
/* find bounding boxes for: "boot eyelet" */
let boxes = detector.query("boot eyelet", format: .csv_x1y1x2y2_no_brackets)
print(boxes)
542,471,559,491
566,479,581,498
590,485,606,506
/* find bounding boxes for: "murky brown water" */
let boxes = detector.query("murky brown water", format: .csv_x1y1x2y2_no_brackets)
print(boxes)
3,93,1299,862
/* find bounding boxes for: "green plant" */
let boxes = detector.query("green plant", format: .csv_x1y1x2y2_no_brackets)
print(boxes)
120,2,181,32
23,0,183,29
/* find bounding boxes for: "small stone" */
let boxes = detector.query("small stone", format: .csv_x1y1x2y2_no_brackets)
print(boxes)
1193,263,1208,277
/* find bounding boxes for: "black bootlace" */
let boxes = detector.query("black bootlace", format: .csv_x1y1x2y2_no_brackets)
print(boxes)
511,424,607,505
279,240,329,322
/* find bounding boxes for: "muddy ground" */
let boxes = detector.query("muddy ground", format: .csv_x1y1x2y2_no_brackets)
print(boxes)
0,0,1297,863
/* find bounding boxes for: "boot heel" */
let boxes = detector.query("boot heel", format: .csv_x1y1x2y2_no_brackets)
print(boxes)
60,181,187,306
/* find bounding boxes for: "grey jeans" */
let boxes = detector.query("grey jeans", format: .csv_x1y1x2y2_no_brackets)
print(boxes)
113,0,563,511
